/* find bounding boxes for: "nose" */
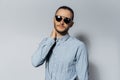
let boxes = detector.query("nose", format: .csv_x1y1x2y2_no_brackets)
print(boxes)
60,19,64,25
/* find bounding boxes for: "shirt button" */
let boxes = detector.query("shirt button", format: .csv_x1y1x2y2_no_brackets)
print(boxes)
53,73,55,76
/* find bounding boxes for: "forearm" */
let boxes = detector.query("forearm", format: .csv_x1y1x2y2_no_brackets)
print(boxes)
31,37,55,67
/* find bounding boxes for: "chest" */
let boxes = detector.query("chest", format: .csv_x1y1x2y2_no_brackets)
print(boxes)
50,42,78,65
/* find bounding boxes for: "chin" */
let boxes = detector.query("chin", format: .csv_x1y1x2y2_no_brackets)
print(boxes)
54,26,69,35
56,29,68,35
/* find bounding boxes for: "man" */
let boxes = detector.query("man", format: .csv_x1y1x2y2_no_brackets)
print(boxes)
32,6,88,80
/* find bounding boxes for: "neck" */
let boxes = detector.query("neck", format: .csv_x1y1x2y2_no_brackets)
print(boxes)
56,31,68,38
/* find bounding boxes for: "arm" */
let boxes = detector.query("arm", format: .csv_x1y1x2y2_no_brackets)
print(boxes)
31,28,57,67
76,43,88,80
31,37,55,67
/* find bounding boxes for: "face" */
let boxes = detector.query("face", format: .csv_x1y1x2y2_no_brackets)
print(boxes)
54,9,73,35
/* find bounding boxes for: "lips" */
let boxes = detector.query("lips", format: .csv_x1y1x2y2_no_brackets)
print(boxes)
58,25,65,29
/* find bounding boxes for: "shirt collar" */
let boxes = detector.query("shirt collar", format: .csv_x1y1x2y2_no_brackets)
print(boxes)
56,34,70,42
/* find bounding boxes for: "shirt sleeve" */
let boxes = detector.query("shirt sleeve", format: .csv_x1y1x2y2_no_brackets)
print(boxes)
31,37,55,67
76,43,88,80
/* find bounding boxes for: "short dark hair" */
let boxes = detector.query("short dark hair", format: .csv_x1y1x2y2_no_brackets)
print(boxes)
55,6,74,20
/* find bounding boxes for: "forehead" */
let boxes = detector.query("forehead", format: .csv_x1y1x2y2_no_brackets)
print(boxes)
55,9,72,18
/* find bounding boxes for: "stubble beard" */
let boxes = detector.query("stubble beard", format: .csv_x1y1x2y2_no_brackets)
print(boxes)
54,25,69,36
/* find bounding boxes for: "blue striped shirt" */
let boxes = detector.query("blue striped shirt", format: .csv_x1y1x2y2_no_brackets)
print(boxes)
32,34,88,80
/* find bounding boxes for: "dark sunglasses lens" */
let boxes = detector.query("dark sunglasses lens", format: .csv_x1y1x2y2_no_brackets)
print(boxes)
64,18,71,24
55,16,62,22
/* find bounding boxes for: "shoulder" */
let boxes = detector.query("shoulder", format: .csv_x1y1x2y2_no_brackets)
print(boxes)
67,36,87,56
68,36,86,48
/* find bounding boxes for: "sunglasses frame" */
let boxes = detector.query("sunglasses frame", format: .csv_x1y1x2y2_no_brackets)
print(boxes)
55,15,72,24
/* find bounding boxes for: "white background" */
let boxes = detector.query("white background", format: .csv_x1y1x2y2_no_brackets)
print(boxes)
0,0,120,80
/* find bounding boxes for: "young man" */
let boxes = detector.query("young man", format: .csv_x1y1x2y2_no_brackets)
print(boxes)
32,6,88,80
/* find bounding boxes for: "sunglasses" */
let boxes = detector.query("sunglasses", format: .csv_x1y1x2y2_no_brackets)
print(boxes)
55,15,72,24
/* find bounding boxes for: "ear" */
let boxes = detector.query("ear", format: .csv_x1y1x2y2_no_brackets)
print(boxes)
53,17,55,23
69,21,74,28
